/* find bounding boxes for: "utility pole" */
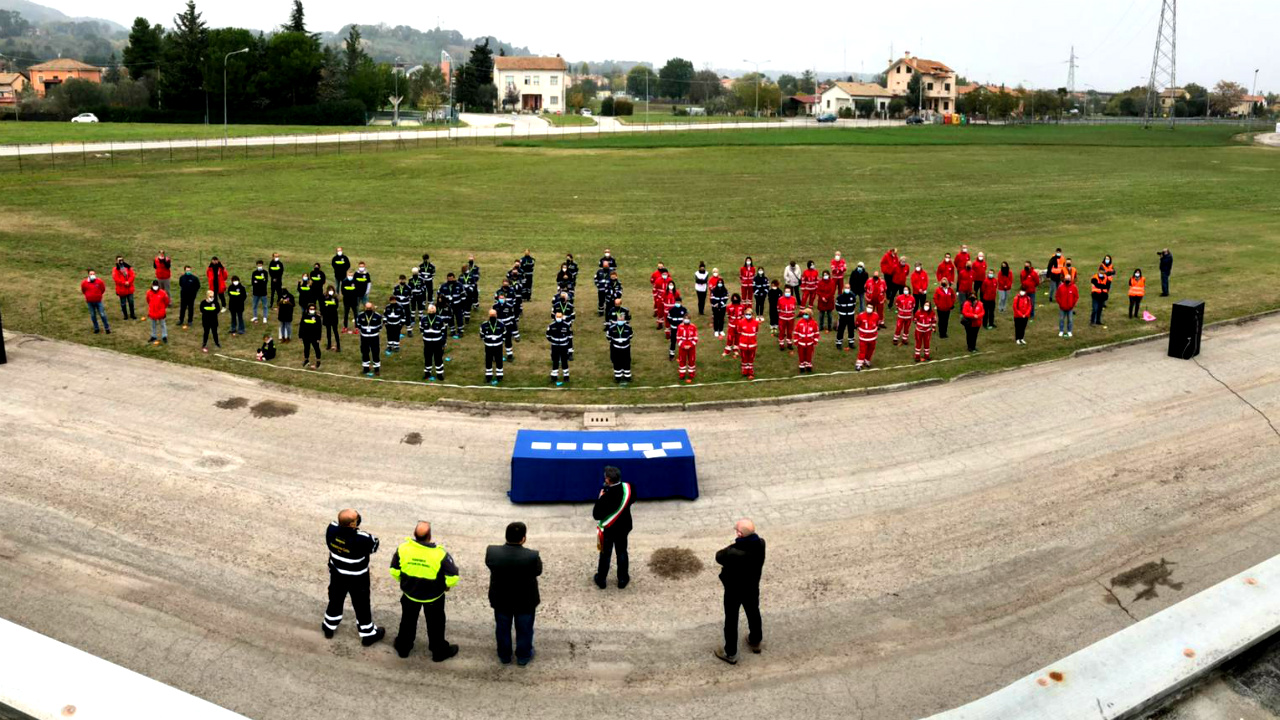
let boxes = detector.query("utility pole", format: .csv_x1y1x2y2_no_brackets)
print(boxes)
1248,68,1259,127
1066,46,1078,98
1142,0,1177,129
441,50,453,123
224,47,249,145
744,59,768,117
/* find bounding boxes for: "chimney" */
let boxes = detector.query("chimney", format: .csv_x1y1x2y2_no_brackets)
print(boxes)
904,51,912,59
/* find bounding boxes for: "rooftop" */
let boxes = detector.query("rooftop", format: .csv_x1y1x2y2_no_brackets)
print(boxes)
494,56,568,72
27,58,100,72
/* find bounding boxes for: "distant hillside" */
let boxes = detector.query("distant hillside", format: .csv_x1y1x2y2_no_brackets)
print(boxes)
0,0,125,68
323,23,530,67
0,0,124,33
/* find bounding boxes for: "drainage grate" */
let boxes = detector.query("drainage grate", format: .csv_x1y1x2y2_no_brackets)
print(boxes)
583,412,616,428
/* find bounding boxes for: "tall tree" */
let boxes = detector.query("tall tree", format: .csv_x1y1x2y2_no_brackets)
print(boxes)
687,68,722,104
160,1,209,112
204,27,261,118
902,73,923,113
777,74,798,96
657,57,694,101
342,25,366,79
1210,80,1246,116
455,38,494,111
123,17,164,102
285,0,307,33
733,72,780,114
264,30,322,106
103,51,122,84
626,65,657,98
798,70,816,94
577,61,589,78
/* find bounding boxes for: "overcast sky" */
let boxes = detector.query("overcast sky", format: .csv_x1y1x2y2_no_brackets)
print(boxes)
50,0,1276,92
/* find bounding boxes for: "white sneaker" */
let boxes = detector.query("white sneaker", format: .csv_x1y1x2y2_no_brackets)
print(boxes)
1067,332,1073,338
1058,331,1064,337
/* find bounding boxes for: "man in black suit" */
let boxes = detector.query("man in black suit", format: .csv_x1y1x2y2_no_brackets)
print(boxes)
485,522,543,666
592,466,634,589
714,518,766,665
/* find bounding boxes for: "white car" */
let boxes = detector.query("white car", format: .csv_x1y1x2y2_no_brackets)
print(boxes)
580,109,593,117
71,113,99,123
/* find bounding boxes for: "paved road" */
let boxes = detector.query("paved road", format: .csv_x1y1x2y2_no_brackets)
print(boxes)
1255,132,1280,148
1,316,1278,720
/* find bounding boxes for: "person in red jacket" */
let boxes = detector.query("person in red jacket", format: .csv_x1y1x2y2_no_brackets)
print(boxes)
800,262,820,308
971,252,988,298
892,289,915,345
736,309,761,379
932,280,956,340
207,257,229,312
890,255,910,306
111,257,138,321
955,245,971,274
661,282,680,336
815,271,837,332
145,280,170,345
1019,261,1041,320
981,270,999,329
794,308,819,373
776,288,797,350
864,271,887,329
829,252,847,291
739,257,755,301
1013,289,1033,344
996,261,1014,314
651,266,670,325
909,263,929,310
880,248,901,304
80,268,111,334
724,294,745,356
957,261,975,307
936,253,957,286
960,295,984,352
854,306,880,371
676,316,698,383
913,302,936,362
153,250,173,305
1056,277,1079,337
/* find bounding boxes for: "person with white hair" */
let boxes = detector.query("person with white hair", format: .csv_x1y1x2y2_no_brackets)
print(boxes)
713,518,766,665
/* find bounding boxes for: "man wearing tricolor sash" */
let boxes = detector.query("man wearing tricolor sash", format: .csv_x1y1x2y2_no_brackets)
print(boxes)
593,466,635,590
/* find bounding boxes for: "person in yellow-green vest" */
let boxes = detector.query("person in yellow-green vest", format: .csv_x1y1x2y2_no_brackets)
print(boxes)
390,521,460,661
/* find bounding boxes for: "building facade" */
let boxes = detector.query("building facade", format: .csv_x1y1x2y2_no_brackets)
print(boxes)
818,82,894,115
885,52,957,115
26,58,102,97
494,56,569,113
0,71,27,105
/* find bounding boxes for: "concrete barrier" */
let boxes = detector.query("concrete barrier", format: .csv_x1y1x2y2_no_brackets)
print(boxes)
0,618,248,720
926,554,1280,719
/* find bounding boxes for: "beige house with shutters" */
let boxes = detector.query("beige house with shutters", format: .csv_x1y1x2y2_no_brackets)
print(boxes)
494,56,569,113
885,52,957,115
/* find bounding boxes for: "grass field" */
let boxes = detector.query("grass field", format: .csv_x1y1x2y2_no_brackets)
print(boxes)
0,122,463,146
542,113,597,127
0,125,1277,406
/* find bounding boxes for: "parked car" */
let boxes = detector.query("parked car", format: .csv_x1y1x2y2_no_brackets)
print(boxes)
817,113,838,123
71,113,99,123
580,108,593,117
906,115,925,125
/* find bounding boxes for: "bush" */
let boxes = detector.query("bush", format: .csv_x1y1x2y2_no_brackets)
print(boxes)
838,106,854,119
673,106,688,116
613,98,634,116
600,96,615,117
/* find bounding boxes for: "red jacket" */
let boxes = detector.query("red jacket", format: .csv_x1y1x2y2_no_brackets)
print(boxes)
910,269,929,294
895,291,916,320
890,261,909,287
932,286,956,311
1013,293,1033,318
708,275,723,289
864,277,887,304
207,264,228,293
800,268,820,292
981,279,999,302
777,295,797,322
855,311,880,342
112,266,136,296
955,250,971,270
996,271,1014,291
1019,268,1040,293
1056,282,1079,311
879,251,899,277
957,269,974,294
972,258,988,280
961,299,985,325
726,302,746,325
794,317,820,347
146,288,170,319
739,266,754,288
936,260,957,284
80,277,107,303
829,258,847,283
914,309,937,333
816,278,837,311
153,255,172,280
676,322,698,349
736,317,761,349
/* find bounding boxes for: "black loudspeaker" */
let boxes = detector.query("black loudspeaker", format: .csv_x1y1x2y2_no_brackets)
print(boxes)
0,304,6,365
1168,300,1204,360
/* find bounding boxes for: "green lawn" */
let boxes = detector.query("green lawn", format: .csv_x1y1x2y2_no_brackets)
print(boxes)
0,122,463,146
616,112,781,125
542,113,597,127
1,125,1277,406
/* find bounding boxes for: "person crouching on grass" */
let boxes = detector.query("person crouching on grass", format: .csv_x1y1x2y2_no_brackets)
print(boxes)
256,334,276,362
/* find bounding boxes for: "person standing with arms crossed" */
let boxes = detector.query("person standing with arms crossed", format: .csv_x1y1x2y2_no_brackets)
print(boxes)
356,302,383,377
594,466,634,589
80,268,111,335
485,522,542,666
961,293,984,353
322,509,385,647
267,253,285,307
390,521,460,661
713,519,766,665
178,265,200,329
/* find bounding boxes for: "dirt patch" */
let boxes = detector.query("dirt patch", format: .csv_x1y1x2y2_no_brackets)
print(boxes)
165,166,230,174
195,455,231,469
1111,558,1183,602
648,547,703,579
214,397,249,410
249,400,297,418
0,208,99,240
401,432,423,445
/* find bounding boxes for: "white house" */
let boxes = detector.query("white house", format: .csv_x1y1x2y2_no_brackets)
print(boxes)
494,55,569,113
818,81,894,115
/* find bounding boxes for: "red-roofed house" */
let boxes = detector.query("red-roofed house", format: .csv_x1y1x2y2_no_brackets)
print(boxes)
885,52,956,115
1231,94,1265,117
26,58,102,97
0,71,27,105
494,55,568,112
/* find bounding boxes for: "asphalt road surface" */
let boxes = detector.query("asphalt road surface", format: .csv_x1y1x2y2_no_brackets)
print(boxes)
1,316,1278,720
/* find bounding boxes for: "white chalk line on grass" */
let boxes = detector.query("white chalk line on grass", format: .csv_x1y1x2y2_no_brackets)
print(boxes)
214,350,988,392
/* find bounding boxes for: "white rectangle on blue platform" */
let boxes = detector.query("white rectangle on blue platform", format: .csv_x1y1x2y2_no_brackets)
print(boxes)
510,429,698,503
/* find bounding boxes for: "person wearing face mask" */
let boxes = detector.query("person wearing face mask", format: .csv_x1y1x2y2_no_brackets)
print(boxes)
834,282,858,351
607,315,634,385
599,249,616,270
694,262,710,315
1128,269,1146,319
955,245,971,275
879,248,900,303
816,271,836,332
800,261,820,309
957,261,974,308
794,308,819,373
709,272,729,338
144,280,170,345
996,262,1014,314
936,252,957,288
356,302,384,377
604,297,630,334
889,255,909,308
960,294,984,353
276,288,295,342
932,279,955,340
519,250,535,302
436,273,464,339
111,257,138,321
423,303,452,382
830,252,847,291
971,252,988,298
661,282,683,340
199,290,221,353
594,262,613,316
353,262,372,303
546,311,572,386
407,267,427,329
739,257,755,300
651,266,671,327
393,275,413,338
494,293,517,360
766,279,782,334
296,273,316,315
206,257,228,312
1056,276,1078,338
981,270,998,329
849,261,869,313
299,303,323,370
676,315,699,383
892,285,915,346
1101,254,1116,281
250,260,269,324
1019,261,1040,321
384,293,407,356
723,293,745,357
776,285,797,351
1013,289,1032,344
752,267,770,318
478,307,504,385
552,290,576,332
1089,265,1111,327
178,265,200,329
783,260,802,300
309,263,327,290
321,285,341,351
464,259,481,316
340,271,360,334
80,268,111,335
910,263,929,311
267,253,285,307
854,302,880,371
1046,248,1064,301
665,292,689,361
256,334,276,362
736,308,761,380
556,263,573,292
226,275,247,337
331,247,350,282
864,271,887,328
564,253,579,290
420,254,436,303
913,301,936,362
1060,256,1078,290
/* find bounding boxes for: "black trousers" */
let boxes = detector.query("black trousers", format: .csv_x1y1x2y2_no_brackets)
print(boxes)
596,531,629,585
723,589,762,657
914,293,926,312
937,309,951,338
504,327,515,354
386,323,402,349
611,348,631,381
754,294,765,316
270,282,283,306
324,570,375,638
551,346,570,373
303,339,321,362
712,307,725,333
886,282,900,305
697,290,707,315
343,300,359,328
1014,316,1028,341
982,299,996,328
484,345,504,378
836,316,853,347
450,305,466,335
202,325,220,347
964,322,980,351
394,595,449,658
179,296,195,325
325,322,340,350
597,289,608,313
424,342,445,378
360,336,380,369
1129,295,1142,318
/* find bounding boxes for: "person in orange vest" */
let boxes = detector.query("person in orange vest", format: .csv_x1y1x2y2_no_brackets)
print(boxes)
776,287,797,351
1056,276,1079,338
736,309,761,379
1127,269,1146,319
864,271,887,329
676,316,698,384
723,293,745,357
794,308,819,373
854,305,880,371
892,287,915,346
960,295,984,352
1089,266,1112,327
1013,288,1033,345
1060,258,1078,288
1046,247,1064,300
913,301,936,362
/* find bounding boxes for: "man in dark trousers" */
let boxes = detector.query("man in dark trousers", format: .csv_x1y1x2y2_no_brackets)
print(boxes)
267,253,285,307
322,508,386,647
356,302,383,377
420,303,450,383
593,466,634,589
178,265,200,329
390,521,460,661
607,316,633,384
480,308,506,385
713,518,766,665
485,522,543,666
1158,248,1173,296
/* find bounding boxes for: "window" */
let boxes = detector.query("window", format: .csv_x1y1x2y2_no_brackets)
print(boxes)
550,96,559,106
524,75,531,86
896,66,902,74
927,82,934,91
944,101,950,111
906,66,912,74
945,82,951,91
551,75,558,86
533,75,540,86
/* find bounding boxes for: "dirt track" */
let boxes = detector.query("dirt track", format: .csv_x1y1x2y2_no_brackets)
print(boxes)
1,317,1278,720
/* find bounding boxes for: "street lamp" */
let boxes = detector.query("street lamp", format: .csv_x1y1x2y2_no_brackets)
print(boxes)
224,47,249,144
1249,68,1260,126
393,55,402,127
441,50,453,124
743,58,769,117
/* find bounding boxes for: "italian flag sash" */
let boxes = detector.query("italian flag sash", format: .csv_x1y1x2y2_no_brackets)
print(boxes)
596,482,632,550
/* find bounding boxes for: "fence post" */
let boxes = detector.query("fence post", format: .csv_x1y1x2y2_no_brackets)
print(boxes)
16,145,21,173
169,139,173,163
50,143,54,170
244,139,248,160
338,135,341,155
83,142,87,168
314,135,318,156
